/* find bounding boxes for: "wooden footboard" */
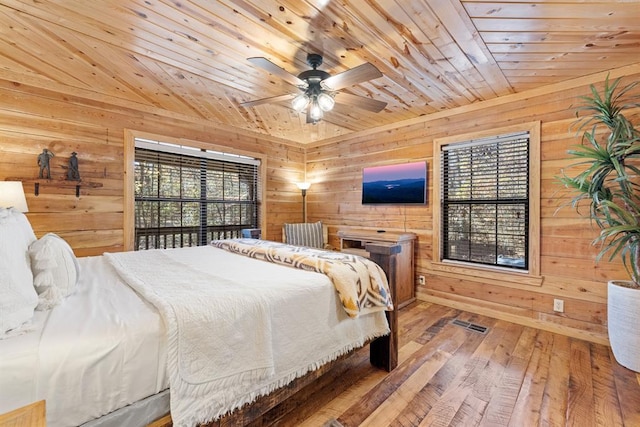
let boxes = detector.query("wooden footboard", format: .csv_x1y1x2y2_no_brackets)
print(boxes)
366,242,400,372
149,242,401,427
148,350,358,427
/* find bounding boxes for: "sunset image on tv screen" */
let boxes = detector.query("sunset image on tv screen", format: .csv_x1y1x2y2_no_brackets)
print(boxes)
362,161,427,204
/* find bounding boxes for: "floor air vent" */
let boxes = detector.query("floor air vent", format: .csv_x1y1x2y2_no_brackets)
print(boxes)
452,319,488,334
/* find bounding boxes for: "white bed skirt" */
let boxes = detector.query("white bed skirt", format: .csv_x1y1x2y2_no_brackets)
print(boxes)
81,390,169,427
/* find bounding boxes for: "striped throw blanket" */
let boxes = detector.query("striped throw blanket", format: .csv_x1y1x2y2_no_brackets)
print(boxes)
211,239,393,317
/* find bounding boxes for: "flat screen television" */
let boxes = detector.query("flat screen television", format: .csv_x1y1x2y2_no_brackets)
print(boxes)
362,161,427,204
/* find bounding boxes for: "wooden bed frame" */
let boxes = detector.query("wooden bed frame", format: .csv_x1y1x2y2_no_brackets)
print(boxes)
0,244,400,427
148,242,401,427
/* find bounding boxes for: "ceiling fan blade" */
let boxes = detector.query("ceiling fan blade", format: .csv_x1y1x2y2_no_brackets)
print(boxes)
322,62,383,90
247,57,307,87
239,93,295,108
334,92,387,113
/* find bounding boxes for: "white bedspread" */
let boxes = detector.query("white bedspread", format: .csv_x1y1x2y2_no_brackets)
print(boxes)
0,245,389,427
106,245,389,427
0,255,168,427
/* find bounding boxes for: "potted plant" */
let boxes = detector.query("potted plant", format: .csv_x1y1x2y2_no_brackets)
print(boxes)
558,75,640,371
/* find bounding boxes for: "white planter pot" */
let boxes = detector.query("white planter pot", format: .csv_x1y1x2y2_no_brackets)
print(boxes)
608,280,640,372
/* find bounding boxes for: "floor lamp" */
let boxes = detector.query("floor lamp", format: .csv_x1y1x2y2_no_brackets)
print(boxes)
296,182,311,222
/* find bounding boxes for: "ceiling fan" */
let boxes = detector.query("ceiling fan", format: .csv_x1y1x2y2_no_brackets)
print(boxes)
240,53,387,124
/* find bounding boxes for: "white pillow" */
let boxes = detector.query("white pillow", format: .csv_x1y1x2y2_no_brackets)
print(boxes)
29,233,80,310
0,208,38,337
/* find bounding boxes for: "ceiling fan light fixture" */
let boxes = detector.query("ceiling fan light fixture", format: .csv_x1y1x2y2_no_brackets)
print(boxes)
243,54,386,124
309,99,323,121
292,93,310,112
317,92,335,111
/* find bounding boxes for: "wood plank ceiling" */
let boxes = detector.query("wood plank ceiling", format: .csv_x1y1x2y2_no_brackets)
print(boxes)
1,0,639,144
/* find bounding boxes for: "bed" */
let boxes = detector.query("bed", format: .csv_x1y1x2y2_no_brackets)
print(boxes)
0,208,397,427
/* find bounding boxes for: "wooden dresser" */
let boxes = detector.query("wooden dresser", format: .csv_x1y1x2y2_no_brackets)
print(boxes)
338,228,416,308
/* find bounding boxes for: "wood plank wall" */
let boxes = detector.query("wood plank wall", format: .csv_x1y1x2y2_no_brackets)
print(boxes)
2,64,639,344
305,64,640,344
0,79,306,257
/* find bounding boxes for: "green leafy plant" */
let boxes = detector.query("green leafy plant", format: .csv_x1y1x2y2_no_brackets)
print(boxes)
558,76,640,286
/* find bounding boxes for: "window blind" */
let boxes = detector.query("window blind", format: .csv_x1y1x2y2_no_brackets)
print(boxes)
134,142,260,250
441,132,529,269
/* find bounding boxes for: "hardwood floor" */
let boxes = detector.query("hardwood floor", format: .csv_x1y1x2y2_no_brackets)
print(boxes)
269,302,640,427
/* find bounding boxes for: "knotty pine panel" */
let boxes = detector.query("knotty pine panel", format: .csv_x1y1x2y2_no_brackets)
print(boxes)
540,236,601,261
0,79,306,255
2,67,638,343
306,69,640,344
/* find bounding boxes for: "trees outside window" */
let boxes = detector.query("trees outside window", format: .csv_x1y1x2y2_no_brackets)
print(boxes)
432,122,541,284
134,140,260,250
441,133,529,269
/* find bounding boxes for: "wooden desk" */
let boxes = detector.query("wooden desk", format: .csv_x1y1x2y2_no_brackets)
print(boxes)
338,228,416,308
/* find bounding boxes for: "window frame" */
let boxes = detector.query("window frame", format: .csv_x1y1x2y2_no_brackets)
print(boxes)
123,130,267,251
432,122,542,286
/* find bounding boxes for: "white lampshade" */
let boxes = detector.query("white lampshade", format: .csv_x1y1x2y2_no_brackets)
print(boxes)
292,93,310,112
317,92,335,111
0,181,28,212
309,100,323,121
296,182,311,190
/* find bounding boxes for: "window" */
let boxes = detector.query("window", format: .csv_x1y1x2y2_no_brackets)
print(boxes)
133,138,260,250
442,132,529,269
433,122,541,284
